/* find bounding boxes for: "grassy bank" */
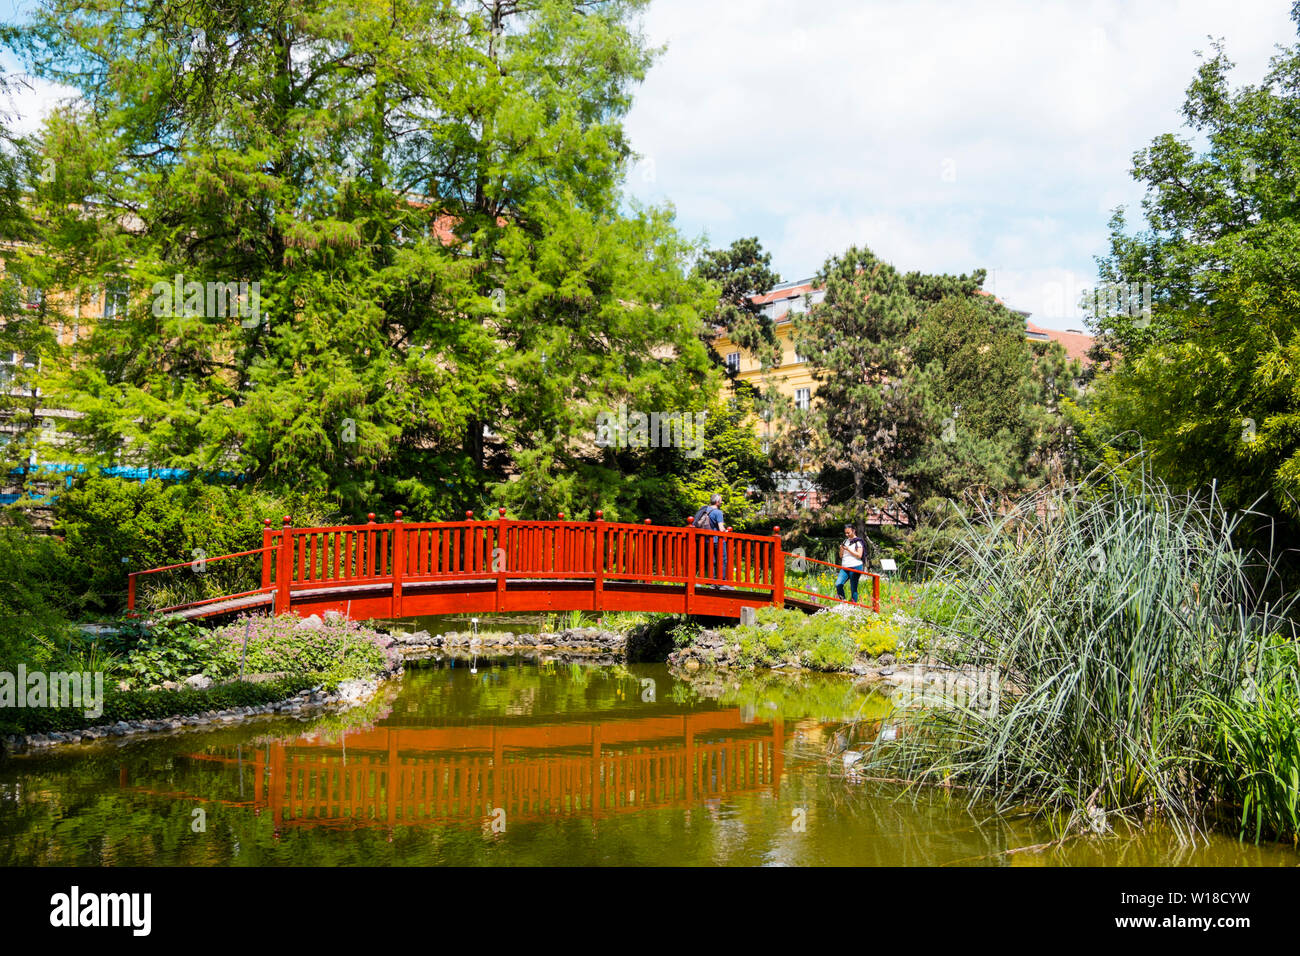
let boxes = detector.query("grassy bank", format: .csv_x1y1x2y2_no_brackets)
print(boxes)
1,613,401,738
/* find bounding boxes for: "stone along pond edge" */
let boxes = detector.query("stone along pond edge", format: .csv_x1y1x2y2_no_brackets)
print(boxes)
1,619,957,754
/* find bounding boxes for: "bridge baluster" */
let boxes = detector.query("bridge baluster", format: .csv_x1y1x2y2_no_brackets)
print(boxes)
392,510,405,618
276,516,293,615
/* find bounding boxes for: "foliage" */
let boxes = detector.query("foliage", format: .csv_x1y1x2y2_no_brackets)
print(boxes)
723,606,861,671
53,474,334,613
653,387,773,528
8,0,718,523
106,618,215,688
781,248,1074,530
1205,637,1300,843
862,472,1297,839
0,522,77,673
692,236,782,374
1084,14,1300,551
0,74,54,480
199,614,399,684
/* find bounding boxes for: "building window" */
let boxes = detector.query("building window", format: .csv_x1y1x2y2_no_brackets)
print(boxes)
103,284,128,319
725,351,740,373
0,351,38,397
795,387,811,410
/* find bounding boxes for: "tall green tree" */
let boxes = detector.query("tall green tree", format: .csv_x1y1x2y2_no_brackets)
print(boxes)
0,72,56,487
1084,11,1300,539
7,0,714,520
781,246,936,528
781,247,1074,529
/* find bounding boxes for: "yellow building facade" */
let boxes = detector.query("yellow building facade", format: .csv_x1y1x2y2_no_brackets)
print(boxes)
710,278,821,411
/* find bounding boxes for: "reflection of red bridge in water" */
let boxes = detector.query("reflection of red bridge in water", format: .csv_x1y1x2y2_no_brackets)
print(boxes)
128,513,880,622
124,710,790,829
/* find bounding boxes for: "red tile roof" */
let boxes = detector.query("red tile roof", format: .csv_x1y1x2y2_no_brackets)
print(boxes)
1026,320,1094,365
750,282,815,306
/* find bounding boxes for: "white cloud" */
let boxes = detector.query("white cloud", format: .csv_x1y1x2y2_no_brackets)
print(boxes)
626,0,1297,321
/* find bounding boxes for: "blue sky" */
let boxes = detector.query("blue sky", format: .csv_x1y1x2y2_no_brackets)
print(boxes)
5,1,1298,330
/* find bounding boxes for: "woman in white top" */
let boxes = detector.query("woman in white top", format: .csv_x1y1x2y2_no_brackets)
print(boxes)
836,524,866,604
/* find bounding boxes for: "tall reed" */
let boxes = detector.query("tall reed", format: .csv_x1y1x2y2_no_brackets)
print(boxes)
866,470,1296,838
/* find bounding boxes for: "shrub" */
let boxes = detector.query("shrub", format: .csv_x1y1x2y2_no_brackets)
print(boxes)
54,475,336,613
0,523,78,673
96,617,221,689
200,614,400,683
727,606,859,671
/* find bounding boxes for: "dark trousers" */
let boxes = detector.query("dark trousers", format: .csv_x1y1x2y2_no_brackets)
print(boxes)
709,537,728,580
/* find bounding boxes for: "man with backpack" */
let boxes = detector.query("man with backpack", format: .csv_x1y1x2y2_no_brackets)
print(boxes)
691,493,728,582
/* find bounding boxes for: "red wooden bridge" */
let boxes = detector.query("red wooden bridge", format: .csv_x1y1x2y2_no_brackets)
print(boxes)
127,511,880,622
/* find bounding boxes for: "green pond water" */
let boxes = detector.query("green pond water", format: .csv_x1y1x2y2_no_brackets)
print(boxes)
1,657,1297,866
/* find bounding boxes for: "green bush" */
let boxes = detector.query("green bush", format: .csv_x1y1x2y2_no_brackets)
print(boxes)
54,475,336,613
727,606,860,671
200,614,399,684
0,523,78,673
95,617,221,689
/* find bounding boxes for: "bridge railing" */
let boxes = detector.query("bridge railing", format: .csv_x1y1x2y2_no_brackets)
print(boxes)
128,510,880,617
783,551,882,612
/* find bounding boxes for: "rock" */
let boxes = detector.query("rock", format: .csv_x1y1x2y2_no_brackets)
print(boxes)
336,679,369,703
684,659,700,672
161,681,182,691
184,674,212,690
842,750,865,771
296,614,324,630
879,653,896,665
323,610,346,623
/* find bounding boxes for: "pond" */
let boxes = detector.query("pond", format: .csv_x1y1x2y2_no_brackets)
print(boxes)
1,657,1296,866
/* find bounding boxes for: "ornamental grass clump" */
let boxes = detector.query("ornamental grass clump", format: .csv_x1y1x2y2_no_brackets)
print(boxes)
865,471,1297,839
